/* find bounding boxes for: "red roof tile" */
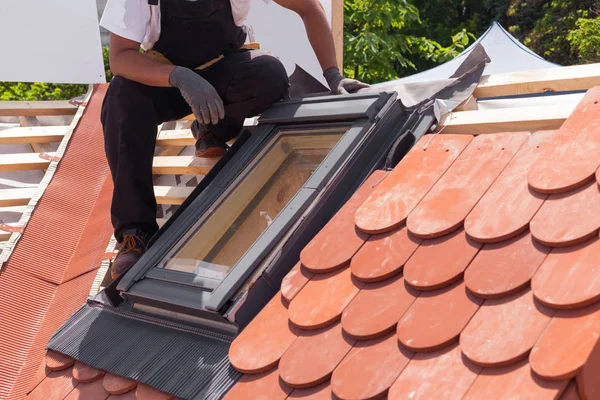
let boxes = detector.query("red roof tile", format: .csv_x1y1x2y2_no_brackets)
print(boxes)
388,344,480,399
299,172,384,273
288,267,362,330
350,226,421,282
64,379,109,400
464,231,549,299
29,359,184,400
460,289,554,368
330,333,411,400
341,273,417,340
355,134,472,234
229,293,298,374
530,302,600,380
279,322,354,389
464,131,552,243
281,262,313,302
530,181,600,247
71,362,105,384
528,86,600,194
223,368,292,400
396,280,482,352
228,92,600,398
532,237,600,309
407,132,529,239
103,374,138,395
403,228,481,291
28,369,77,400
287,382,332,399
46,351,76,372
463,359,568,400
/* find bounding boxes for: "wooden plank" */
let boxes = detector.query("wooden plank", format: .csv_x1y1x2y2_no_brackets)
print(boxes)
475,63,600,98
0,188,37,207
0,153,52,172
0,101,77,117
152,155,218,175
156,129,196,147
154,186,194,205
0,126,67,145
436,103,576,135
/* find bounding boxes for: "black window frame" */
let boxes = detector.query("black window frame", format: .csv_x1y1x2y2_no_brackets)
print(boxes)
116,91,411,322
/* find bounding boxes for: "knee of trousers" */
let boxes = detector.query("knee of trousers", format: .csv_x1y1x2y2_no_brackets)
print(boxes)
250,54,290,102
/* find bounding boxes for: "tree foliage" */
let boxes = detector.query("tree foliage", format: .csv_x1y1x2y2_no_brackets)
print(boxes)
505,0,599,65
344,0,599,84
343,0,474,83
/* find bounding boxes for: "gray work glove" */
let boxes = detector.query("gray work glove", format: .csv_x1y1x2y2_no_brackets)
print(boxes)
169,66,225,125
324,67,369,95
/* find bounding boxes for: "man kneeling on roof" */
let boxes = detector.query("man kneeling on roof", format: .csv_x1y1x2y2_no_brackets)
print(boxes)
100,0,368,279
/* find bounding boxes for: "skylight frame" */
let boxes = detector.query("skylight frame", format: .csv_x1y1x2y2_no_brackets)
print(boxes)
117,92,404,321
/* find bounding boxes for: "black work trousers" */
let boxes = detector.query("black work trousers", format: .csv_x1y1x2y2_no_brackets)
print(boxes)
101,49,290,242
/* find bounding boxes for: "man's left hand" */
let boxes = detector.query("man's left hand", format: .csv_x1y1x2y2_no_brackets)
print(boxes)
324,67,369,95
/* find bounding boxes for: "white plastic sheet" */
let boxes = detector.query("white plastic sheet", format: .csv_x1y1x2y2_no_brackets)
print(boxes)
0,0,106,83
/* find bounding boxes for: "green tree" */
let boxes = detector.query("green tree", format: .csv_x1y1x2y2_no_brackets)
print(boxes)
344,0,475,83
506,0,599,65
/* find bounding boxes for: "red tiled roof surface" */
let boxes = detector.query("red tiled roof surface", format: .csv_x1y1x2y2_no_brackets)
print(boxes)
0,85,114,399
26,351,177,400
226,87,600,399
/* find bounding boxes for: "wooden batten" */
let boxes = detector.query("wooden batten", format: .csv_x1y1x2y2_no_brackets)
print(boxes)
0,188,38,207
437,103,575,135
0,126,67,144
0,153,52,172
0,101,77,117
152,156,217,175
475,63,600,98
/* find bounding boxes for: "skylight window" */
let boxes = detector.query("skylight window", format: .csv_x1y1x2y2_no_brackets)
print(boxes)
160,127,345,282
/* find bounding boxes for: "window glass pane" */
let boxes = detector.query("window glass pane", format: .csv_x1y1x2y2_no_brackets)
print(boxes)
160,127,346,282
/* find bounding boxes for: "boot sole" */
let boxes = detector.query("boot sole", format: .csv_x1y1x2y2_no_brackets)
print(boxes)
195,147,227,158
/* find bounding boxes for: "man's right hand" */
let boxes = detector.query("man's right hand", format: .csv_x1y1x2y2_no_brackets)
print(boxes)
169,66,225,125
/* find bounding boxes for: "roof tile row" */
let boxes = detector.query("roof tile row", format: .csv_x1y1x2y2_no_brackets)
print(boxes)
227,86,600,399
28,353,176,400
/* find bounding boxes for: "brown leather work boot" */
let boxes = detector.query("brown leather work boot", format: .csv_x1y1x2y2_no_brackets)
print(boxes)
111,230,149,279
191,120,229,158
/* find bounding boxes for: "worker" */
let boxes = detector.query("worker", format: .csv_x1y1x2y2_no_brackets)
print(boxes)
100,0,369,279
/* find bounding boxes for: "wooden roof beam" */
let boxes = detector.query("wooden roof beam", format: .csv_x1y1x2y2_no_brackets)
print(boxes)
475,63,600,98
0,187,38,207
0,153,53,172
152,156,217,175
0,126,68,144
0,101,78,117
436,103,575,135
155,185,194,205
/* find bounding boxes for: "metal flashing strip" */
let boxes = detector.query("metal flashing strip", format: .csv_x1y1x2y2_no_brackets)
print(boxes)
48,301,240,400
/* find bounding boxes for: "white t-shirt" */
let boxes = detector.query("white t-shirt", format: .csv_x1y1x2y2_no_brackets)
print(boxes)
100,0,254,50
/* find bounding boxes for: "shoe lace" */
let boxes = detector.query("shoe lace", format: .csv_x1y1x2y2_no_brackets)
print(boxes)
120,234,146,255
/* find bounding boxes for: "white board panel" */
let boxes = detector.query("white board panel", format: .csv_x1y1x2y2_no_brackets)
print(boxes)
246,0,332,84
0,0,106,84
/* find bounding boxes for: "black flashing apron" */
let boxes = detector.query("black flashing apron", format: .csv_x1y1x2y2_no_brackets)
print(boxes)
152,0,247,69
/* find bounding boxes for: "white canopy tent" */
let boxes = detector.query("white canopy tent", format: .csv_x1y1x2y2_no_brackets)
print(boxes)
377,22,558,86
